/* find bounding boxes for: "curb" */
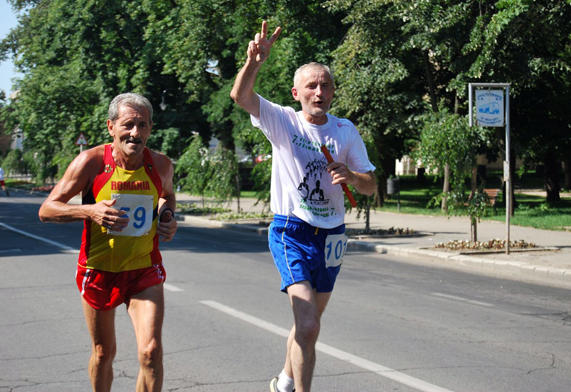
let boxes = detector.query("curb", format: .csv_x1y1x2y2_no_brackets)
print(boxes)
177,214,571,289
176,214,268,235
348,240,571,289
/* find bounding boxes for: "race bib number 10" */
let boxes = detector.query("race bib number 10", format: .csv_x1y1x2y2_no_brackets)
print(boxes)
108,193,154,237
325,233,348,268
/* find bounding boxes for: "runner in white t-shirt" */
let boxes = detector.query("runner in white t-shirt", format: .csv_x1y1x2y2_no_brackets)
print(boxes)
231,21,376,392
252,96,375,229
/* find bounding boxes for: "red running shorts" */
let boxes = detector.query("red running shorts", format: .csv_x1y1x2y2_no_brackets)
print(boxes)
76,264,166,310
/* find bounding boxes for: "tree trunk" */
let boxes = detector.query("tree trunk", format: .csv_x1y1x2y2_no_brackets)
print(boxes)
441,163,450,211
424,51,438,112
365,197,371,233
470,165,478,242
563,158,571,190
544,152,561,203
378,173,386,207
470,216,478,242
375,187,383,207
471,166,477,194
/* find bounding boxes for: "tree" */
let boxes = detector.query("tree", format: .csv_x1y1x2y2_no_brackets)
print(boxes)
415,109,493,241
327,0,488,207
2,0,568,212
206,145,240,212
175,133,211,207
0,0,203,180
458,0,571,202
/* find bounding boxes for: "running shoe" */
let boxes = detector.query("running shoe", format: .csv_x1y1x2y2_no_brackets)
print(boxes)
269,376,295,392
269,377,279,392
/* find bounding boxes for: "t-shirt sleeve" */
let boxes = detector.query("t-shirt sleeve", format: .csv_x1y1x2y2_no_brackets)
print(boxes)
250,95,294,146
347,126,376,174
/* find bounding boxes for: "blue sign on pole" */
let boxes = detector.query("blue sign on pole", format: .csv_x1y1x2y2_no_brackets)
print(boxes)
469,82,511,254
475,89,504,127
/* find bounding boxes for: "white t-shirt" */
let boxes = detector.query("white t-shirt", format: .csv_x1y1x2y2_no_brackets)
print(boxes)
251,95,376,228
0,167,4,181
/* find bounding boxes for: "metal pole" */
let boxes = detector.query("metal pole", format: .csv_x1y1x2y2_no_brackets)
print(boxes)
468,82,511,253
468,83,473,126
505,86,511,255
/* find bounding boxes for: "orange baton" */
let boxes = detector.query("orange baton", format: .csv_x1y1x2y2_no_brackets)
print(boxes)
321,145,357,208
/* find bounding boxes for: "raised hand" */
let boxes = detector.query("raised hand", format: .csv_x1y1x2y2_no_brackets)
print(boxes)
247,20,281,64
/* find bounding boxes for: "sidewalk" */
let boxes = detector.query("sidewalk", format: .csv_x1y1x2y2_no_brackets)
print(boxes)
176,193,571,290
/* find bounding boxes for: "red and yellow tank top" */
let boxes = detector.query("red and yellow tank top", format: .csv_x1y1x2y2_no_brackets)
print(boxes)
79,144,163,272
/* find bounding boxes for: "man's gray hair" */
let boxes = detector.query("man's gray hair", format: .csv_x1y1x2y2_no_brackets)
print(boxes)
108,92,153,122
293,62,335,88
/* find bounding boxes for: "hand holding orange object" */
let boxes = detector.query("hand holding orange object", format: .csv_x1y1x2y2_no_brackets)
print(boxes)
321,145,357,207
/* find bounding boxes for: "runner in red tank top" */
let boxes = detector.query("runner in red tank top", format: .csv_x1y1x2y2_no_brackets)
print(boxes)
39,93,177,392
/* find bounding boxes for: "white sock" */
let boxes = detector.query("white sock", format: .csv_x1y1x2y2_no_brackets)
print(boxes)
277,369,294,392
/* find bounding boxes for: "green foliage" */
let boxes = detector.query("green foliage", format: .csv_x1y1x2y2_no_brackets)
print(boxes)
175,134,240,206
175,134,211,199
147,128,182,158
444,189,490,222
485,198,571,231
414,108,491,189
2,149,25,174
251,159,272,204
52,150,75,180
461,0,570,199
205,145,239,201
0,0,568,206
1,0,204,179
415,107,493,231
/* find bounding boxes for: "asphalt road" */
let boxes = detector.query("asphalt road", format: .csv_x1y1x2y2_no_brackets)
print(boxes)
1,192,570,391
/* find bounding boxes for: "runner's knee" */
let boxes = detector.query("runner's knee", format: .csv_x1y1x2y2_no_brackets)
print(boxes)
138,339,162,369
92,342,116,366
295,316,320,345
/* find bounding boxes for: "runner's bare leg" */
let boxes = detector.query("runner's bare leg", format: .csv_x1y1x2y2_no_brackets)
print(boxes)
128,283,165,392
285,281,332,391
82,299,116,392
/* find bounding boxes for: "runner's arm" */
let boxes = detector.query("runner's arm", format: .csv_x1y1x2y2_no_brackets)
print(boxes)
230,20,281,117
327,162,377,196
351,171,377,196
155,153,177,241
38,148,128,230
230,57,262,117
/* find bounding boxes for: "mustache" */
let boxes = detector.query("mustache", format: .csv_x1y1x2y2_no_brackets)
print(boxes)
126,138,142,144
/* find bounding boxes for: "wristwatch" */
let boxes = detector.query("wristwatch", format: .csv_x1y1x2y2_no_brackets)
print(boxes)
160,207,175,222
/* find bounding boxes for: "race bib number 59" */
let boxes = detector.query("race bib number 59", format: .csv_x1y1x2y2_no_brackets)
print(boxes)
108,193,154,237
325,233,348,268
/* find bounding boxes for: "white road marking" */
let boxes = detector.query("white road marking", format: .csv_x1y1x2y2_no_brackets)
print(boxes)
432,292,494,308
0,222,78,253
164,283,184,292
0,223,187,293
201,300,290,337
0,248,22,254
201,300,457,392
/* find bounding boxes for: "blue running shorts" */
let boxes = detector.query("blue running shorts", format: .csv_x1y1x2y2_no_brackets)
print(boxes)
268,214,347,293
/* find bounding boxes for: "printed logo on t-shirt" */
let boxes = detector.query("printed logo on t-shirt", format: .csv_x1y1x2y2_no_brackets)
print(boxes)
297,158,337,218
292,135,337,155
298,159,327,202
292,134,320,152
